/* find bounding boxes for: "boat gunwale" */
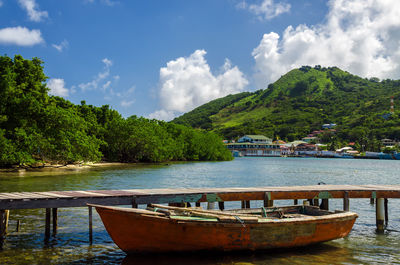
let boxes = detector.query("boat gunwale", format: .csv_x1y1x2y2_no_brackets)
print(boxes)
89,203,358,225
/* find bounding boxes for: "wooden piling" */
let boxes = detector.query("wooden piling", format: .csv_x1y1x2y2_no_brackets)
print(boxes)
88,206,93,245
0,210,4,249
313,199,319,207
45,208,51,240
52,208,58,235
264,192,273,207
132,197,138,208
376,198,385,233
264,200,273,207
4,210,9,235
195,202,201,207
207,202,215,210
343,191,349,211
218,201,225,211
263,193,273,207
241,200,250,208
0,210,6,239
384,198,388,227
321,199,329,210
294,199,298,205
370,198,375,204
16,220,21,232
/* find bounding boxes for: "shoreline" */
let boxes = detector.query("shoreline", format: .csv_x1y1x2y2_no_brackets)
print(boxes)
0,162,135,173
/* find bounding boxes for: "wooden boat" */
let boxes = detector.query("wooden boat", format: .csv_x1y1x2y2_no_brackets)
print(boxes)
90,203,358,253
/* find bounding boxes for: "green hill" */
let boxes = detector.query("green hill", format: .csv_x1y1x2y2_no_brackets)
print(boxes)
172,66,400,148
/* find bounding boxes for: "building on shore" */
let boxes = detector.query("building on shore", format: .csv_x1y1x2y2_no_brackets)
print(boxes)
237,135,272,144
226,135,280,157
381,139,397,148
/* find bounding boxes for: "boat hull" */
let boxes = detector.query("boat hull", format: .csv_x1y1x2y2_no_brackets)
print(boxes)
94,205,357,253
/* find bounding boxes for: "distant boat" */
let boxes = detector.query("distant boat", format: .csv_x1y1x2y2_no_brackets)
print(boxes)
333,153,354,158
90,203,358,253
378,152,400,160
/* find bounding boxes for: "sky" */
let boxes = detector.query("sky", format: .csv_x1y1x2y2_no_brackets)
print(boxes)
1,0,400,120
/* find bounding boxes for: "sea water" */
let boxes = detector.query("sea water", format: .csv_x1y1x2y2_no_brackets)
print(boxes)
0,157,399,264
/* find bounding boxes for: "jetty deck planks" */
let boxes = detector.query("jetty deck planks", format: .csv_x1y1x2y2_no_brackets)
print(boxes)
1,185,400,210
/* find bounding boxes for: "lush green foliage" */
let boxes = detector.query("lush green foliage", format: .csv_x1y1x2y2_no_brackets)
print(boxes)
0,55,232,167
172,65,400,148
172,92,251,129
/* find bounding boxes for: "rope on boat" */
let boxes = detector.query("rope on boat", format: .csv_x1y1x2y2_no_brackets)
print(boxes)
234,216,246,227
261,207,267,217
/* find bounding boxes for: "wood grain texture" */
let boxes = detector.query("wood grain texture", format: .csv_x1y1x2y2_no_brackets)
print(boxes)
0,185,399,210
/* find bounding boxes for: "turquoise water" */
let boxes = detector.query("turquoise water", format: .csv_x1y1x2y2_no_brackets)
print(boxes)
0,157,400,264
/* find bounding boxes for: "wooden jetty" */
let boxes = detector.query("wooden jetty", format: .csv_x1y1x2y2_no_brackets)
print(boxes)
0,184,399,245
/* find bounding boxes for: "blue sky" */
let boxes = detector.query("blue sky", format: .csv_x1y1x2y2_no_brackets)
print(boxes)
1,0,400,120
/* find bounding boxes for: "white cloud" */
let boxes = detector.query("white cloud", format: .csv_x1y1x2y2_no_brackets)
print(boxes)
52,40,69,52
252,0,400,88
121,99,135,107
0,26,43,46
149,49,248,121
102,80,112,90
238,0,290,20
48,78,69,97
78,58,112,91
84,0,118,6
148,110,176,121
117,86,136,106
18,0,48,22
102,58,112,67
77,59,136,106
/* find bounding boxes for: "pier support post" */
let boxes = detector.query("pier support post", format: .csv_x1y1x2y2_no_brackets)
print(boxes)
16,220,21,232
132,197,138,208
313,199,319,207
5,210,9,233
218,202,225,211
384,198,389,227
294,199,298,205
52,208,58,235
0,210,9,247
207,202,216,210
264,200,273,207
264,192,273,207
195,202,201,207
88,206,93,245
370,198,375,204
343,191,349,211
45,208,51,241
376,198,385,233
241,200,250,208
321,199,329,210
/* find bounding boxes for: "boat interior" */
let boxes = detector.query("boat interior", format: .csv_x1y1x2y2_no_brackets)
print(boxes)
143,204,343,223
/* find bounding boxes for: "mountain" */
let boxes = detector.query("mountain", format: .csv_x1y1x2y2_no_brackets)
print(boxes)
172,66,400,146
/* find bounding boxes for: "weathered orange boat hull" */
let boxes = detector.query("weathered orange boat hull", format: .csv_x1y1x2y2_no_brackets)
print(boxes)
94,206,357,253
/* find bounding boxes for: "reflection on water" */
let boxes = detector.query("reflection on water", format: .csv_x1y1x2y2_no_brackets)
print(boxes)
121,244,353,265
1,157,400,264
